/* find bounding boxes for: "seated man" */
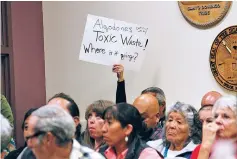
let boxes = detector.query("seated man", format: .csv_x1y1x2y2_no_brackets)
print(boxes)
48,93,81,142
113,64,166,140
17,105,105,159
133,94,160,141
199,91,222,124
141,87,166,140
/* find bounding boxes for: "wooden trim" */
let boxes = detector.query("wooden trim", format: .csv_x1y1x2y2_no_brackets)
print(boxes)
6,1,13,50
7,1,15,111
1,54,11,101
1,1,15,110
1,46,11,54
1,1,8,47
1,1,13,54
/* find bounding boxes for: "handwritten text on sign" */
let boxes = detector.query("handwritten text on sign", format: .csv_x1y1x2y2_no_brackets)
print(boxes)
79,14,149,71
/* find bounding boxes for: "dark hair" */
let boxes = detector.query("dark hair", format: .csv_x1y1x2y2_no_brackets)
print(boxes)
141,87,166,115
21,108,38,130
83,100,114,149
103,103,151,145
85,100,114,120
48,93,80,117
141,87,165,97
48,93,81,142
198,105,213,113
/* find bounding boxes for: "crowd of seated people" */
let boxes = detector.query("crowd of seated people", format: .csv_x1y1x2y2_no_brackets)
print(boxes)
1,65,237,159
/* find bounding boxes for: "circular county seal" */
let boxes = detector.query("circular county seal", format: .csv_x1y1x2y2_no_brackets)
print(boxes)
210,25,237,92
178,1,232,28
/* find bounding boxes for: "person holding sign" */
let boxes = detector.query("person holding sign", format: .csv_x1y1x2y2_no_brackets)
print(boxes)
113,64,166,140
112,64,127,104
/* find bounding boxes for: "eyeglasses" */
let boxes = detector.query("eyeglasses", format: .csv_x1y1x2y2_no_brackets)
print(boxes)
25,131,46,142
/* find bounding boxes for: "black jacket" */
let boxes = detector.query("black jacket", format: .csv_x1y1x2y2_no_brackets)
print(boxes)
4,147,25,159
116,81,127,103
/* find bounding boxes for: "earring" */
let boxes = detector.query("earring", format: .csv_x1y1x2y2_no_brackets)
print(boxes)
125,136,128,142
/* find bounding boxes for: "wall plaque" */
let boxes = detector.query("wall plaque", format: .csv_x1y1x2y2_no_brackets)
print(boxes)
210,25,237,92
178,1,232,28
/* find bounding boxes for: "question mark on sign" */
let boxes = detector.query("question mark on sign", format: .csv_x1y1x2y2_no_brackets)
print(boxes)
134,52,138,62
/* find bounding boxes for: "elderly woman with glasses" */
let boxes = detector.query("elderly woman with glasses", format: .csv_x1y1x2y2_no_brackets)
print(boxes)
191,95,237,159
147,102,202,159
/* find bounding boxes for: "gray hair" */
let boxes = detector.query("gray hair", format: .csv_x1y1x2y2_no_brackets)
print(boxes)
163,102,202,146
1,114,13,150
141,87,166,107
32,105,76,147
212,95,237,117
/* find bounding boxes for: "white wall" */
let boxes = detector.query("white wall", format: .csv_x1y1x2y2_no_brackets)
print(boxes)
42,1,237,125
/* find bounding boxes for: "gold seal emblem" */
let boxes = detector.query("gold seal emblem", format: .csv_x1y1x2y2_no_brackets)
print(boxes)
178,1,232,28
210,25,237,92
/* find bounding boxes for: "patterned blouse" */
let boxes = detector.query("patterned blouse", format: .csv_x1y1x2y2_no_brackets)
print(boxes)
1,138,16,158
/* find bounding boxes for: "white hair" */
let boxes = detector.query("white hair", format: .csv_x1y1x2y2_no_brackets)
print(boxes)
210,140,236,159
164,101,202,145
1,113,13,150
32,104,76,147
212,95,237,117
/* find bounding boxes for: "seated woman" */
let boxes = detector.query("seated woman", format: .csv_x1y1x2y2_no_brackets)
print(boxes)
191,95,237,159
147,102,202,159
99,103,163,159
82,100,114,151
5,108,38,159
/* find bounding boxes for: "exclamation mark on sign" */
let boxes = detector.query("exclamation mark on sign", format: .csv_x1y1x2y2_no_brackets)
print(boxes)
143,39,148,50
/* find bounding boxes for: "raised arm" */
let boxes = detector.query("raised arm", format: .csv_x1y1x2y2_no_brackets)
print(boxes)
197,122,219,159
112,64,127,103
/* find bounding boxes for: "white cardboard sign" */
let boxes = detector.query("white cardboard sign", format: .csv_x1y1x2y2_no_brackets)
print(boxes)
79,14,149,71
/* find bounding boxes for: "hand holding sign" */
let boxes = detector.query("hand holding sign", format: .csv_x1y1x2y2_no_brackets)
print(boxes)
112,64,124,82
79,14,149,71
